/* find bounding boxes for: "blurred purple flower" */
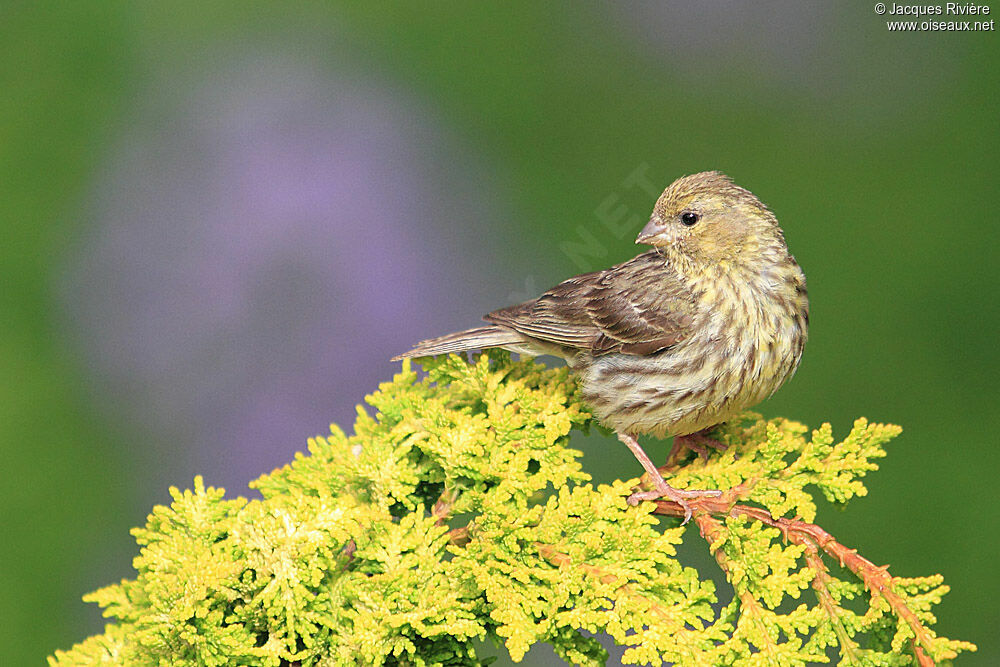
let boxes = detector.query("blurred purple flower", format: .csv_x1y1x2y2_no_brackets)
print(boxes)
61,52,511,493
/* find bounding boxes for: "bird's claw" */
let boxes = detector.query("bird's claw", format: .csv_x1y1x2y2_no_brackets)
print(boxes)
627,483,722,524
667,431,729,466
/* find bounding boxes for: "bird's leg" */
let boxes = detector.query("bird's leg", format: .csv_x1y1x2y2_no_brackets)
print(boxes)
617,432,721,524
665,428,729,467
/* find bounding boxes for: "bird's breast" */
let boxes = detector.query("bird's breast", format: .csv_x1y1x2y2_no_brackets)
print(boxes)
579,265,807,438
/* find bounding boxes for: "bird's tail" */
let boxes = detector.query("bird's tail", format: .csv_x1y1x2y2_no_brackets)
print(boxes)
392,325,525,360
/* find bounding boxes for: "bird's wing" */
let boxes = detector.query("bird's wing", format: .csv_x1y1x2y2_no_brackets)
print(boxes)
485,272,603,349
484,251,695,356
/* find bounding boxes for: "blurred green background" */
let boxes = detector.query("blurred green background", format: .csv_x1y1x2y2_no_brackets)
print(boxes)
2,3,997,664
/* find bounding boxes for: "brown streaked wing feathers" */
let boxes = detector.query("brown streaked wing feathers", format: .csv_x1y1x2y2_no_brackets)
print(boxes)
484,251,694,357
485,272,600,348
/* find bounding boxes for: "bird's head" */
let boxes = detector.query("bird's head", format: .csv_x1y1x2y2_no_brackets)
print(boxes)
637,171,786,269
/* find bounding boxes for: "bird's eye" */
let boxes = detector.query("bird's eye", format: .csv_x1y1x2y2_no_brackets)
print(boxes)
680,212,700,226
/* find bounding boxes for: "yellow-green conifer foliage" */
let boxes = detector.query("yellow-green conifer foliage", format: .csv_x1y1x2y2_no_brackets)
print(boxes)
50,352,975,666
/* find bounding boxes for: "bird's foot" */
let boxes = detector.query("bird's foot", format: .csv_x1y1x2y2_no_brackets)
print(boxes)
627,482,722,524
616,430,721,523
666,430,729,466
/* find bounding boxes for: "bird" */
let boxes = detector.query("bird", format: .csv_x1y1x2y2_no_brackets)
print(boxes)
394,171,809,522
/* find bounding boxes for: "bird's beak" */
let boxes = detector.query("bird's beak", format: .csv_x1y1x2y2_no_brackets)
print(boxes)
636,217,664,245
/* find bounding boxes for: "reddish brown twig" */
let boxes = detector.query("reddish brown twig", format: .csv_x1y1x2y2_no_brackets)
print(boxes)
802,539,864,664
536,543,625,586
655,498,943,663
432,487,459,526
448,525,470,547
441,486,948,663
695,513,781,656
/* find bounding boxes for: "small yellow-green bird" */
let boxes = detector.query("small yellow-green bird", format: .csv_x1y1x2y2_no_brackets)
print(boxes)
395,171,809,521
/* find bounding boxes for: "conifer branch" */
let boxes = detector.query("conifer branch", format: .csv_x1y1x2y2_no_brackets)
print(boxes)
49,353,976,666
653,497,967,663
802,540,864,665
